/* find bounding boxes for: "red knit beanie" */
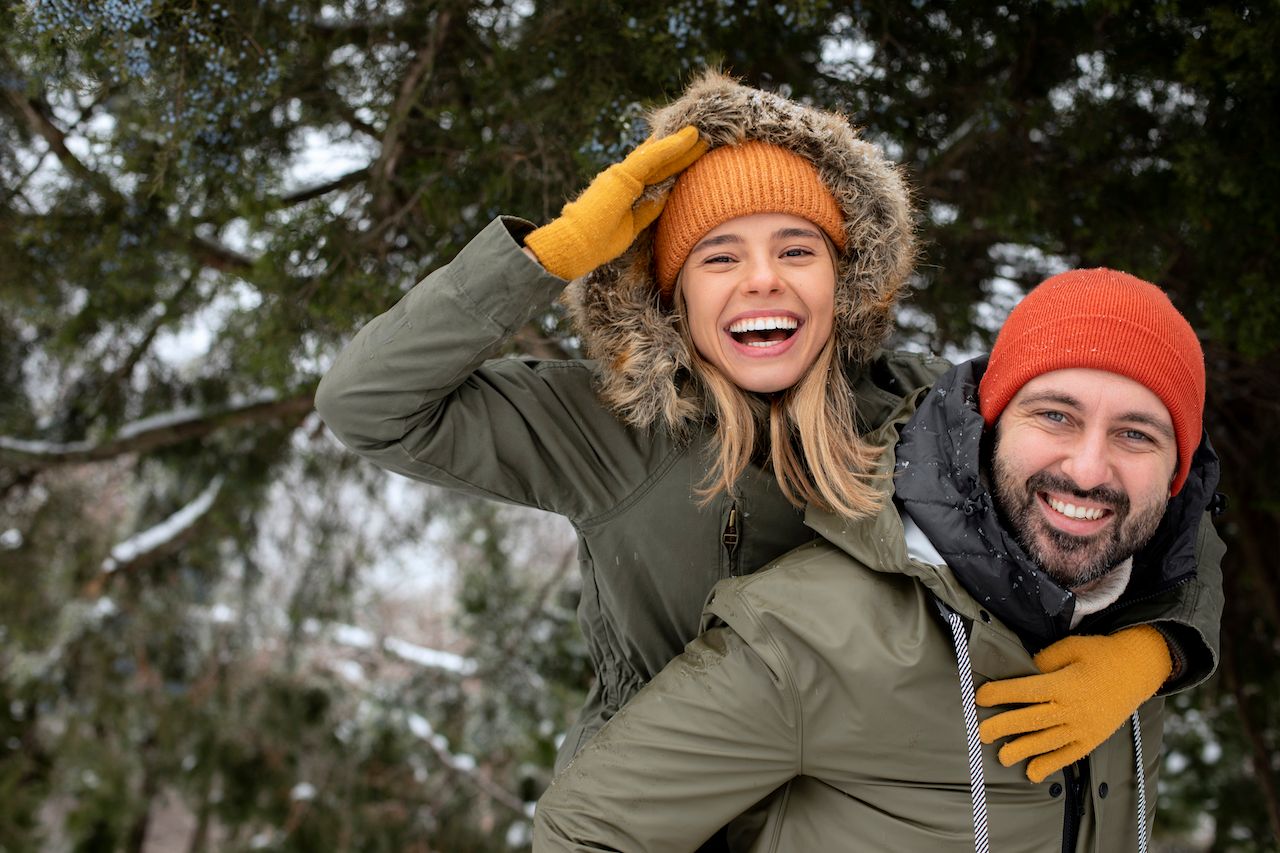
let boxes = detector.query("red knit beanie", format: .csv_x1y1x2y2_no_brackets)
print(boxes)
978,268,1205,495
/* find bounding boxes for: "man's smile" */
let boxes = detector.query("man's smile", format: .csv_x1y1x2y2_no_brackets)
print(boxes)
1036,491,1116,536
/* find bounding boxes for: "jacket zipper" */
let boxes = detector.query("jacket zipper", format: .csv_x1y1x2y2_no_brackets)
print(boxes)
722,502,741,576
1078,573,1193,632
1061,760,1089,852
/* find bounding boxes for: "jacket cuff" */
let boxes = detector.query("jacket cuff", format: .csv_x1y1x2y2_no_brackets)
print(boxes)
1150,622,1190,693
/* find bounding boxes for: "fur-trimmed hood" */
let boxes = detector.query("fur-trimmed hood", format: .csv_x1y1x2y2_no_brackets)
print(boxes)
562,70,916,432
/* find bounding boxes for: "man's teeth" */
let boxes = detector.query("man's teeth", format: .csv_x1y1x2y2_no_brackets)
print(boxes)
727,316,799,334
1047,497,1106,520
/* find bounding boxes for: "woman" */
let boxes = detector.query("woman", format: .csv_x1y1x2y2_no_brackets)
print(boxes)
315,71,1214,785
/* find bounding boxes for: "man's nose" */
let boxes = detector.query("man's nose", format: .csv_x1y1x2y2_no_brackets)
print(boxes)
1058,429,1113,492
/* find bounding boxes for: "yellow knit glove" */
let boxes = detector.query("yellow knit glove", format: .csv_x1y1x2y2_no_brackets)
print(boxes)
524,126,707,280
974,625,1172,783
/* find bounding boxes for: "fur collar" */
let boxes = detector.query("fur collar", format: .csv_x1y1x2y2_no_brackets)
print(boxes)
562,70,916,432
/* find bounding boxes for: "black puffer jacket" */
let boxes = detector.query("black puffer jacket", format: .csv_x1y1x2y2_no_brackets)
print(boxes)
894,357,1224,685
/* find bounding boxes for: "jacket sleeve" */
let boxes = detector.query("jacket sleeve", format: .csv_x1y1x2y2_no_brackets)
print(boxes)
315,216,654,520
532,606,801,852
1153,511,1226,692
1089,511,1225,693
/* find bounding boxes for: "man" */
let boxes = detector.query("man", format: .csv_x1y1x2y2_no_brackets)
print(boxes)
532,268,1225,852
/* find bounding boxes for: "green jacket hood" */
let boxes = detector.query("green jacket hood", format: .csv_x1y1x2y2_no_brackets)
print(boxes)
799,389,993,626
894,356,1223,649
562,69,916,431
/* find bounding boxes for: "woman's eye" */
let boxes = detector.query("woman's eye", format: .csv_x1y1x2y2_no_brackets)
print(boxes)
702,253,735,264
781,247,815,258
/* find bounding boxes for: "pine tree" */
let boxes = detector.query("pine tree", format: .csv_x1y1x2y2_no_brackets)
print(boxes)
2,1,1276,848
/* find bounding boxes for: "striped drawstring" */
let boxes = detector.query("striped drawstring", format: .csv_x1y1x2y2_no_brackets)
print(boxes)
939,603,992,853
938,599,1151,853
1132,711,1148,853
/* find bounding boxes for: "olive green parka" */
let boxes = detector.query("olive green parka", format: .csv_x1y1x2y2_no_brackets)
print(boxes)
532,373,1225,852
316,71,942,772
314,216,946,769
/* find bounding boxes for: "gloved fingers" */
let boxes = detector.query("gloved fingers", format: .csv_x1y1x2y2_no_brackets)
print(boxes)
631,197,667,233
978,703,1063,743
994,725,1074,768
975,669,1070,708
1044,626,1170,692
652,132,709,182
1025,742,1090,784
579,166,644,212
619,126,708,185
1032,634,1093,672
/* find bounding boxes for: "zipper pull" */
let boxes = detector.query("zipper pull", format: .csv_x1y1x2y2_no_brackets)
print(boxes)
722,504,740,566
1072,763,1088,818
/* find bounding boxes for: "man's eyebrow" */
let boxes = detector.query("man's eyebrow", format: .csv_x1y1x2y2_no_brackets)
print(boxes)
1117,411,1176,441
1014,391,1081,410
1016,391,1176,440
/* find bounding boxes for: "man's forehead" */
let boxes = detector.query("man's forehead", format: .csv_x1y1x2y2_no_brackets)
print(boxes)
1006,368,1175,435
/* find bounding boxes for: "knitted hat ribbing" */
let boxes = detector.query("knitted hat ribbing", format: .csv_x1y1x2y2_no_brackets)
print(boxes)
978,268,1205,495
653,141,846,292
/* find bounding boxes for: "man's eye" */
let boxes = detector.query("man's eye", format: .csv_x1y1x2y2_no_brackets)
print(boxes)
1122,429,1152,443
1040,410,1067,423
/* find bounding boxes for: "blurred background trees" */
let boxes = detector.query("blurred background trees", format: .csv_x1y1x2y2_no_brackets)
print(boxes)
1,1,1276,850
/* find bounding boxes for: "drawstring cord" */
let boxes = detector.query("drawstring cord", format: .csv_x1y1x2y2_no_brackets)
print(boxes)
938,601,992,853
939,600,1151,853
1133,711,1148,853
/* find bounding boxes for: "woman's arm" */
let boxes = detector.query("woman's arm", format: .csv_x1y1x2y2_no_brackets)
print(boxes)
316,217,645,516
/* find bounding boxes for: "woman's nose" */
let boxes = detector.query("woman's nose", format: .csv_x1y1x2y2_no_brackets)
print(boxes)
739,258,785,295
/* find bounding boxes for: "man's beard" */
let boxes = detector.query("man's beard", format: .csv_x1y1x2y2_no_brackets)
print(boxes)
991,462,1167,590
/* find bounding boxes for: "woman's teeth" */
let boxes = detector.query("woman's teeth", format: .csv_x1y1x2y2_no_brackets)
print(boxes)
728,316,799,346
727,316,798,333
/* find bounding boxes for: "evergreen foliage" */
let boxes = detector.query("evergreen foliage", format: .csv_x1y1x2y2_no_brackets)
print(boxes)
1,1,1276,849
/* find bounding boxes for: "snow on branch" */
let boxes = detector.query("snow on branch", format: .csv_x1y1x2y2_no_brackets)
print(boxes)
383,635,476,675
303,618,478,677
102,475,224,573
0,390,315,470
406,712,527,814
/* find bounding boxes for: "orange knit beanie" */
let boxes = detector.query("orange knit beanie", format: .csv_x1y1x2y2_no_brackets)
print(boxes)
979,268,1205,495
653,141,845,292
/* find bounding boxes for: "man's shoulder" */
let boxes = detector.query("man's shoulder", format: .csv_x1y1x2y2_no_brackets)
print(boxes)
707,538,919,638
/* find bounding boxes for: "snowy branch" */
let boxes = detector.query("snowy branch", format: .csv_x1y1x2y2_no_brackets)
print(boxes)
102,475,224,574
406,712,527,814
302,618,478,677
0,391,315,470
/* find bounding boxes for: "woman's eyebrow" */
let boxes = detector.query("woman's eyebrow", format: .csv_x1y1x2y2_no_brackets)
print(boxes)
773,227,823,240
690,233,743,253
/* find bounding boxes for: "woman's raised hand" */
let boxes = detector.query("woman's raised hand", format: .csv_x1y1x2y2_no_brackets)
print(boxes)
525,126,707,280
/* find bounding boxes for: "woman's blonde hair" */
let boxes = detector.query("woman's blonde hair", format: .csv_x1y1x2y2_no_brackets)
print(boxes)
674,249,889,519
